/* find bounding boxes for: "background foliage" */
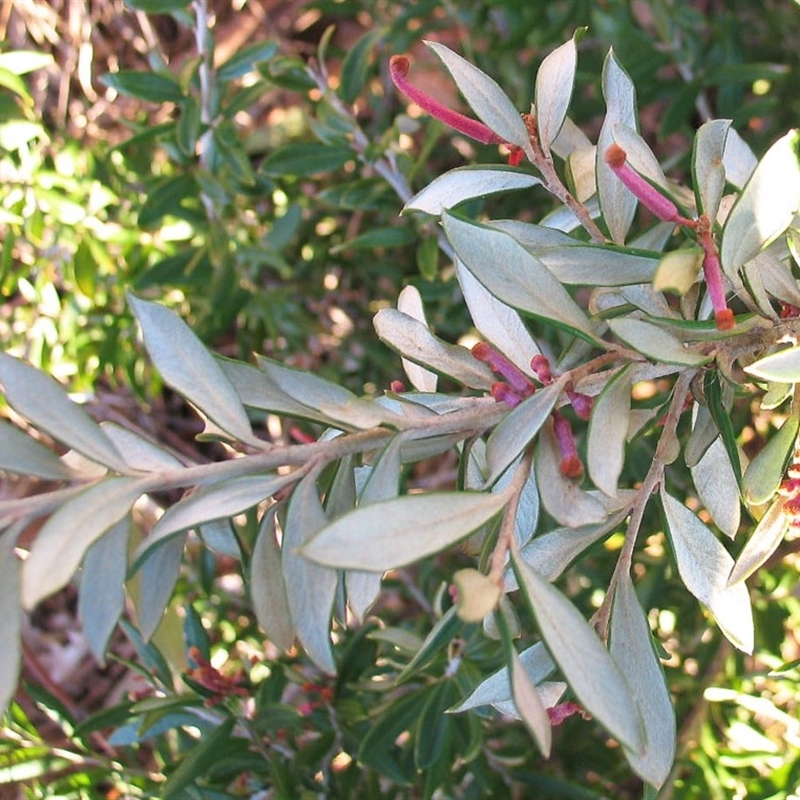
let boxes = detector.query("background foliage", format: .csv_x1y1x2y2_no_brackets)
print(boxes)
2,0,800,798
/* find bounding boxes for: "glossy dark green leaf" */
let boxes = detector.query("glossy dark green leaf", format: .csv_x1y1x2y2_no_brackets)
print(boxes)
260,143,354,177
704,370,743,486
102,70,184,103
414,680,459,769
137,174,197,227
217,41,279,82
340,28,383,105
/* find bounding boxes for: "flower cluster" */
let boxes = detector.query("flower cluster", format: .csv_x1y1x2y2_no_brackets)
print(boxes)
185,646,249,707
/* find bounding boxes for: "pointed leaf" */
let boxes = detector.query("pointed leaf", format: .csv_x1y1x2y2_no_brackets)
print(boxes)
100,422,183,471
723,127,757,189
283,472,338,673
128,295,255,444
608,318,710,366
0,525,22,717
597,50,638,244
610,573,676,788
728,499,790,586
535,33,580,157
404,166,541,216
455,260,541,376
512,553,645,752
588,366,631,497
0,353,127,472
693,119,731,222
79,517,130,664
743,416,799,506
745,344,800,383
396,286,437,392
444,213,596,341
0,420,73,480
302,491,508,572
373,309,493,390
485,378,565,485
22,477,143,610
250,506,295,651
660,488,753,653
720,130,800,276
691,437,741,538
137,473,296,562
425,41,533,159
134,533,185,641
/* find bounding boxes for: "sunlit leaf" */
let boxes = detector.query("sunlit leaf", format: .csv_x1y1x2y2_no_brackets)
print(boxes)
723,127,757,189
743,416,799,506
720,130,800,276
0,353,128,472
102,70,184,103
535,32,582,157
745,344,800,384
587,366,631,497
597,49,638,244
610,572,675,788
302,491,508,571
396,286,438,393
0,420,73,480
693,119,731,222
403,167,541,216
512,553,645,752
129,295,256,444
660,488,753,653
652,250,702,295
22,477,144,610
690,438,741,538
728,499,790,586
100,421,184,472
608,318,710,366
425,41,533,159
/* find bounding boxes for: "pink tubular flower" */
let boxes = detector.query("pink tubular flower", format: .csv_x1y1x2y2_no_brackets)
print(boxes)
530,354,553,385
472,342,533,396
696,215,734,331
567,390,593,421
390,54,523,166
552,411,584,479
491,381,523,408
604,144,693,227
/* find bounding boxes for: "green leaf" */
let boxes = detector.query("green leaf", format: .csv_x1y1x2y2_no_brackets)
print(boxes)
260,143,354,177
136,474,296,562
100,421,184,472
102,70,184,103
720,130,800,276
485,378,565,486
728,499,789,587
282,472,338,673
403,166,541,216
610,572,675,788
302,491,508,572
511,552,645,752
0,354,128,472
690,437,741,538
0,51,53,76
443,213,596,342
124,0,190,9
743,416,799,506
607,318,711,366
340,28,383,105
414,680,458,769
425,41,533,160
455,261,542,375
78,518,130,664
134,534,184,641
597,49,638,244
0,420,72,480
250,506,295,651
374,308,493,390
745,344,800,384
162,717,235,799
535,32,581,157
587,366,632,497
0,525,22,718
693,119,731,222
217,41,279,82
22,477,143,610
129,295,256,444
704,370,743,486
138,174,197,227
660,488,753,653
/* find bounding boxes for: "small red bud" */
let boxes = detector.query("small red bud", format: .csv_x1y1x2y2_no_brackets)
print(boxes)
389,379,406,393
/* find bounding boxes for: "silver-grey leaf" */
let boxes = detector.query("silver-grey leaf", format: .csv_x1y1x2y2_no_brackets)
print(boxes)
535,34,578,156
690,437,741,538
727,499,789,586
587,366,631,497
693,119,731,222
0,419,73,480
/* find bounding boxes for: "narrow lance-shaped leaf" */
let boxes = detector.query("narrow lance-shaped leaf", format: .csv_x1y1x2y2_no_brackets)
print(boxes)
396,286,438,393
511,552,645,752
282,471,339,673
535,31,581,157
22,477,144,610
693,119,731,222
128,295,256,444
250,505,295,651
745,344,800,384
444,213,596,342
0,419,73,480
597,49,638,244
79,517,130,664
728,499,790,586
0,524,23,719
660,488,754,653
0,353,128,472
587,366,631,497
690,437,741,538
302,491,508,572
608,318,710,367
133,532,185,641
425,41,534,159
743,415,799,506
610,572,676,788
720,130,800,277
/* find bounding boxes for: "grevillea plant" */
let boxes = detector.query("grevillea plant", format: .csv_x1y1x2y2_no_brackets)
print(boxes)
2,29,800,795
